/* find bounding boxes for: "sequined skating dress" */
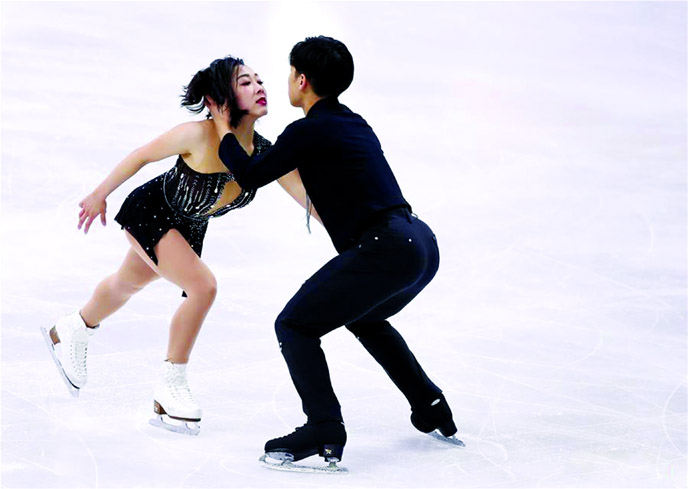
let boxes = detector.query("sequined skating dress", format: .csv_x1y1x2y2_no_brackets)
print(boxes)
114,132,271,265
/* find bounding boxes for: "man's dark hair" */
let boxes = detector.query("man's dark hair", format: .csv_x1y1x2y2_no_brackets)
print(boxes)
180,56,248,128
289,36,354,98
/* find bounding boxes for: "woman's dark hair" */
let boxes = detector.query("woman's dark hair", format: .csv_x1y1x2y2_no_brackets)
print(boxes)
289,36,354,98
180,56,248,128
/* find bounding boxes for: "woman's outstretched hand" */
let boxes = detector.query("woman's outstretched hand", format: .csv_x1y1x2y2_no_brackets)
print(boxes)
205,97,231,139
78,192,107,234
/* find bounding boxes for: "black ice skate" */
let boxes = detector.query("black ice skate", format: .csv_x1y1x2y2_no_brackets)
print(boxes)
259,421,348,474
411,394,465,447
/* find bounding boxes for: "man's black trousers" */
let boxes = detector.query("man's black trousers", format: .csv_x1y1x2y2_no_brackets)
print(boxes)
275,208,443,424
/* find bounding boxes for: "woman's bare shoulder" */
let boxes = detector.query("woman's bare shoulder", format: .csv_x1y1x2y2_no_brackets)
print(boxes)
176,119,218,153
175,119,213,139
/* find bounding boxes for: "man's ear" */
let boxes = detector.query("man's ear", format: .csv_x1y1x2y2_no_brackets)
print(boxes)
299,73,308,91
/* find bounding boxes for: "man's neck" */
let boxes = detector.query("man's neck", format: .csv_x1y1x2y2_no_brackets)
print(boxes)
302,94,326,116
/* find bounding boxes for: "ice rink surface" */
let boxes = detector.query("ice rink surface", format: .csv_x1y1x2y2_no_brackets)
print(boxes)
1,1,686,488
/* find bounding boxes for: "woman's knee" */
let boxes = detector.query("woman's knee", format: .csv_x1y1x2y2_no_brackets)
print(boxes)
206,274,218,301
187,272,217,304
111,273,150,296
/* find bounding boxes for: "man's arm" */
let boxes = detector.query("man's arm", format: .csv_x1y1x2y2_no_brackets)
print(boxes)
208,98,305,190
218,129,303,189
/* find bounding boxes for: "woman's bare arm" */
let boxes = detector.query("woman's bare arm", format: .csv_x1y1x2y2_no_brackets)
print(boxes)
277,169,322,225
78,122,205,233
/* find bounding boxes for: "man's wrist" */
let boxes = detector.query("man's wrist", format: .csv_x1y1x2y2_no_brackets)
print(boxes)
218,132,239,162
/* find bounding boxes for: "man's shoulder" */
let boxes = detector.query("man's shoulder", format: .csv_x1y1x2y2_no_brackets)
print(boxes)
283,114,323,136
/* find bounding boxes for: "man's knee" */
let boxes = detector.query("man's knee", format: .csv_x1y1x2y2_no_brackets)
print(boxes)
346,320,392,339
275,310,295,343
275,307,315,346
345,322,364,337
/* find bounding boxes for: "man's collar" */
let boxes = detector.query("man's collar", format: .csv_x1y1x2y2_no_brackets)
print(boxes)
306,97,340,117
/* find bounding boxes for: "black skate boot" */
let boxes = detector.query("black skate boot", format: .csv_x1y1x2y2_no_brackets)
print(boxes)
411,394,465,446
259,421,348,473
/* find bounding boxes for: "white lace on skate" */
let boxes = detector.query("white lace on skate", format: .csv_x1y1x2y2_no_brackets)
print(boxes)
66,327,90,386
150,362,202,435
56,311,95,388
164,371,199,414
41,311,96,397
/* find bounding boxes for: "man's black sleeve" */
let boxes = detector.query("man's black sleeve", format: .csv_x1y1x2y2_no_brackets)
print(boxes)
218,123,305,190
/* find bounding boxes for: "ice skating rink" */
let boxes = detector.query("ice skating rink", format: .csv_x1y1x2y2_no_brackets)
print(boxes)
1,1,686,488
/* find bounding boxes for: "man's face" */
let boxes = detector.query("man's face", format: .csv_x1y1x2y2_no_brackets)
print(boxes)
287,66,302,108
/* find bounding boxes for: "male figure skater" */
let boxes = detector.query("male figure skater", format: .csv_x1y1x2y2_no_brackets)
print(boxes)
208,36,460,469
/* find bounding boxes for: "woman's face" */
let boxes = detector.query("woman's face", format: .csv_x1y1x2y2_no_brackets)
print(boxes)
234,65,267,119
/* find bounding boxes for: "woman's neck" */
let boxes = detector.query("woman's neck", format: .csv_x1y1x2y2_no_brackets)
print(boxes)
231,120,255,153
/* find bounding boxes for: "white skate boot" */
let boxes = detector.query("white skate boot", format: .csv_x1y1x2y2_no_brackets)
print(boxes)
40,311,97,397
149,361,202,436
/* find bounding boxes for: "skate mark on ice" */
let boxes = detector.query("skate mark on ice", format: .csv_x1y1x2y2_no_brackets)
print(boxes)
472,381,516,480
637,206,656,258
560,325,604,367
135,420,216,456
465,435,514,480
18,457,64,476
661,380,687,456
517,249,674,310
270,378,296,431
459,354,661,420
3,388,101,486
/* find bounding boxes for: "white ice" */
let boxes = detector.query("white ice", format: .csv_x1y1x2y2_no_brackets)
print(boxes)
1,2,686,488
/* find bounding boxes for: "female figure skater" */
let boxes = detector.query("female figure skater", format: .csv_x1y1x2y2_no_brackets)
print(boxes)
41,56,314,435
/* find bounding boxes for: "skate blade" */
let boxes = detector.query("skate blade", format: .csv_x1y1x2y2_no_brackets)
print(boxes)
149,415,200,436
40,326,80,398
429,430,465,447
259,454,348,474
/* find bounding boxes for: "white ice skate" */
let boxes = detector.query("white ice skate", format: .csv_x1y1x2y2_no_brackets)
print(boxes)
40,311,97,397
149,361,202,436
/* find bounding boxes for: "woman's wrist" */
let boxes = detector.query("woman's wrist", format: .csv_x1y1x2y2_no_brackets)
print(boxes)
92,184,110,201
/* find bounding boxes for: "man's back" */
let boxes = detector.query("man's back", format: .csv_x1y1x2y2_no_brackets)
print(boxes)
278,97,411,252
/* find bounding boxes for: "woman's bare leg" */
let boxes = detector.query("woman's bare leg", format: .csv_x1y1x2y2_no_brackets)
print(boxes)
125,229,217,364
80,247,160,327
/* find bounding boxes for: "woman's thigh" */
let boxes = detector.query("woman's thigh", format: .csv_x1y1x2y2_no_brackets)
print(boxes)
115,245,160,290
133,229,215,293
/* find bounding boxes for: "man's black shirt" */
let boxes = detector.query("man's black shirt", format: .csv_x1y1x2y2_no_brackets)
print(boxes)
218,97,410,253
